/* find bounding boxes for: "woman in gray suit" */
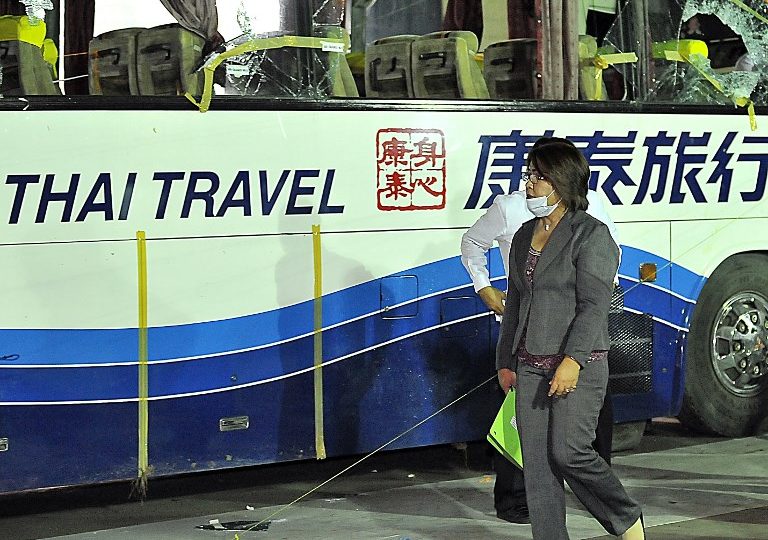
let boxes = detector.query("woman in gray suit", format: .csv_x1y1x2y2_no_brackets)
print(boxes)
496,139,644,540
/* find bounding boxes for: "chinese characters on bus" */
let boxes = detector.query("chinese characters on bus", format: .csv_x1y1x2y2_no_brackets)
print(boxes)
465,130,768,209
376,128,447,211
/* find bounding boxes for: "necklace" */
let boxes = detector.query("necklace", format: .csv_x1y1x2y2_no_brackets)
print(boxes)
543,208,567,232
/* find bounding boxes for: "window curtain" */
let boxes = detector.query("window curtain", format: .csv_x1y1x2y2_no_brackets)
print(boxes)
442,0,484,42
445,0,577,100
158,0,222,55
536,0,578,100
158,0,217,38
507,0,536,39
64,0,94,95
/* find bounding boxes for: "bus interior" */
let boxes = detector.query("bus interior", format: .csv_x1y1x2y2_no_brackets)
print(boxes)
0,0,766,113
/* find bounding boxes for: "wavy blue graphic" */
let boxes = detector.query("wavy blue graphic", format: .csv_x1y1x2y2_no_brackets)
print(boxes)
0,245,704,404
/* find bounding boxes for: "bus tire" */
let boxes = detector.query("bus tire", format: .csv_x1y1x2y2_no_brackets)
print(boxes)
679,253,768,436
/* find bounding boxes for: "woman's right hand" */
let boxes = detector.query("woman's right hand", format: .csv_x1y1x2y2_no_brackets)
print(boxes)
497,368,517,394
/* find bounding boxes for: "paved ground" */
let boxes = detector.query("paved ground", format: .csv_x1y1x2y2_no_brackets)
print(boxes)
1,419,766,539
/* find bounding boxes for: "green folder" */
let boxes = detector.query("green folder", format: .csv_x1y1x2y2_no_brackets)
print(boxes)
487,388,523,469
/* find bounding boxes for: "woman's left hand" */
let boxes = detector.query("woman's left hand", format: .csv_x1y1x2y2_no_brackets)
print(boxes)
549,356,580,397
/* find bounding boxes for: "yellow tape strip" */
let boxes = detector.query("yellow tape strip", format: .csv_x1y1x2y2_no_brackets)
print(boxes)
664,50,757,131
184,35,345,113
590,52,637,100
136,231,149,479
42,38,58,77
312,225,326,460
0,16,46,47
727,0,768,25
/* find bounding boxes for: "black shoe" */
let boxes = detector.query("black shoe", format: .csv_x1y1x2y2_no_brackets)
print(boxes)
496,505,530,524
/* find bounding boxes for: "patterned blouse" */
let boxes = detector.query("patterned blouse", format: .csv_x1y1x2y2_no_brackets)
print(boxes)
516,247,609,369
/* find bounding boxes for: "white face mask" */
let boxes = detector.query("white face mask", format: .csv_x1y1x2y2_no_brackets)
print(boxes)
526,189,562,217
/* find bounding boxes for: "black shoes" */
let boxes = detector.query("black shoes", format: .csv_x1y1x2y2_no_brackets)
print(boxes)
496,504,531,524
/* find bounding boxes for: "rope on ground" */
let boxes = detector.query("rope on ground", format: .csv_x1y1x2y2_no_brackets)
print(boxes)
240,373,497,535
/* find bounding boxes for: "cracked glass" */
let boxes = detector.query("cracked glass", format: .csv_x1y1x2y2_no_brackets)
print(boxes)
20,0,53,24
215,0,350,99
604,0,765,106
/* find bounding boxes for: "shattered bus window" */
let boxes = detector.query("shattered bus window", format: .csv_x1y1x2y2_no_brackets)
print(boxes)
216,0,354,99
0,2,58,97
20,0,52,24
605,0,764,106
683,0,768,104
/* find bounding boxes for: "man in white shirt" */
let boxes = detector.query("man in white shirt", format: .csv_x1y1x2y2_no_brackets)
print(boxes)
460,137,620,524
461,189,620,315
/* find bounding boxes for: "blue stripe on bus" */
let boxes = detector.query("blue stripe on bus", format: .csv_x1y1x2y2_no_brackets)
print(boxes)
618,246,705,301
0,288,484,402
0,245,704,369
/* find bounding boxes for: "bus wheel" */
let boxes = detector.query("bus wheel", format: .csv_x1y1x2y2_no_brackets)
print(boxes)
679,254,768,436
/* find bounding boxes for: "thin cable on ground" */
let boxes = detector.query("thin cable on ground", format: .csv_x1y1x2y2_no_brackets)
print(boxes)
234,194,768,536
242,373,497,534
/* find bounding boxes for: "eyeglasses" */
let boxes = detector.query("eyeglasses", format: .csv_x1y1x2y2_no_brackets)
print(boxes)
522,171,548,185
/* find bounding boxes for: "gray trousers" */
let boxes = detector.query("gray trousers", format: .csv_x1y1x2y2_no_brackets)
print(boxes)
516,360,641,539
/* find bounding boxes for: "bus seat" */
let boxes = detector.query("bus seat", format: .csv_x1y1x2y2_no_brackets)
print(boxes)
411,31,489,99
0,15,59,95
314,26,359,98
345,51,365,96
135,23,205,96
482,38,538,100
89,27,144,95
365,35,418,98
578,35,608,101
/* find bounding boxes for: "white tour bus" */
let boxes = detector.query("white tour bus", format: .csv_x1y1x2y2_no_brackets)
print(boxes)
0,0,766,493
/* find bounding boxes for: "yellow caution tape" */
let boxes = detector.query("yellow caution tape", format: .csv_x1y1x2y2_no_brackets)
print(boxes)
726,0,768,25
0,17,58,75
345,51,365,74
0,15,46,47
577,35,637,101
185,35,346,113
42,38,58,77
312,224,326,460
136,231,150,486
663,49,757,131
653,39,708,61
590,52,637,100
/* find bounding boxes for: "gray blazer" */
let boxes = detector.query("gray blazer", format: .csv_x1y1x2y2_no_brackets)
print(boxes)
496,210,619,371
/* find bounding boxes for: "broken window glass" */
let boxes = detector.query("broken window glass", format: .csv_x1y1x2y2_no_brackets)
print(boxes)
682,0,768,104
604,0,763,107
20,0,53,24
0,2,58,97
209,0,353,99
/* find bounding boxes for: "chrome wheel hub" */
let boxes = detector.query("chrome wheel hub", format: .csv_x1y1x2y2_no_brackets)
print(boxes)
711,292,768,397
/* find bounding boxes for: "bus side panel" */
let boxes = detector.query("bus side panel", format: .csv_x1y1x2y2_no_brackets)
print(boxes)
148,373,317,472
322,293,494,456
612,223,677,422
0,403,137,492
143,231,494,474
146,311,494,476
0,242,139,492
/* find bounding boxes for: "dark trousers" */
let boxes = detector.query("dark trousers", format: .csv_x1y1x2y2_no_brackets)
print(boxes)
516,361,641,538
493,382,614,513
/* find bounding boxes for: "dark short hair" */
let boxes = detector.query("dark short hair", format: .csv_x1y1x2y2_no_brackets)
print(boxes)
532,136,575,149
527,138,589,211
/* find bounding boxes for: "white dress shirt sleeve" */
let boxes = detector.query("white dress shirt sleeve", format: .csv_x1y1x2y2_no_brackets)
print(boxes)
586,190,622,279
586,191,619,247
461,200,507,292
